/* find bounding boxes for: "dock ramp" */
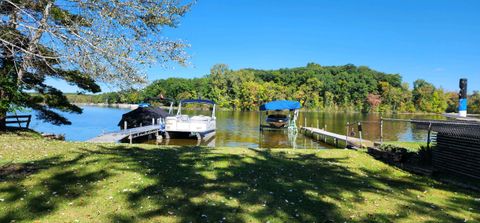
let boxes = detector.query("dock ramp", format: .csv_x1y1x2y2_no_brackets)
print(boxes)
88,125,163,143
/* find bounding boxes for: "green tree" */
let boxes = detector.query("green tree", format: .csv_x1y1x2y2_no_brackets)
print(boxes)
208,64,232,108
412,79,436,112
103,63,461,114
468,91,480,114
445,91,459,113
0,0,191,130
431,89,448,113
298,78,323,109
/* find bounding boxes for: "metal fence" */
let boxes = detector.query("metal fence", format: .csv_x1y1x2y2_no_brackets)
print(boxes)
412,119,480,179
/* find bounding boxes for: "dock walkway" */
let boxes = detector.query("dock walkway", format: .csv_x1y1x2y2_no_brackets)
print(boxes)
88,125,163,143
301,127,373,148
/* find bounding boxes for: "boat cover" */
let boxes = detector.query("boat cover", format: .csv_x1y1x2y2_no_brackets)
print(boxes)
118,106,171,128
260,100,301,111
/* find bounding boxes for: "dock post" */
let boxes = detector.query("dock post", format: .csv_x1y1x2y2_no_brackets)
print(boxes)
358,122,363,148
380,117,384,144
129,135,132,144
152,118,155,125
427,122,432,149
346,122,349,148
156,131,162,144
124,121,127,130
195,132,202,142
324,124,327,142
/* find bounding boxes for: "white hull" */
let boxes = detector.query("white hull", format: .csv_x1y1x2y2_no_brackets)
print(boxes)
165,99,216,139
165,115,216,133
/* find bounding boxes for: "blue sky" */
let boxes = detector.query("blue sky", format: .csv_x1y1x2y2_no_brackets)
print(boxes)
55,0,480,93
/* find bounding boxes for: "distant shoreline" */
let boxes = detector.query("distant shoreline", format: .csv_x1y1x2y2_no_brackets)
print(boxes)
73,103,139,109
72,103,479,116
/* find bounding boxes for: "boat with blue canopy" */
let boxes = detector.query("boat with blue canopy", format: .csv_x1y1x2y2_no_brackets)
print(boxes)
259,100,301,131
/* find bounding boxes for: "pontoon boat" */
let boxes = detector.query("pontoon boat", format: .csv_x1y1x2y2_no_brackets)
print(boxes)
165,99,216,139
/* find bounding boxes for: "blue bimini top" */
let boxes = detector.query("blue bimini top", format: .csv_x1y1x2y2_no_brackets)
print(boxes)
260,100,301,111
180,99,215,105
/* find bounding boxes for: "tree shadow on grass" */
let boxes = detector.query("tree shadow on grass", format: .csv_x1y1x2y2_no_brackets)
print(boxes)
1,145,478,222
354,167,476,222
0,153,111,222
85,146,478,223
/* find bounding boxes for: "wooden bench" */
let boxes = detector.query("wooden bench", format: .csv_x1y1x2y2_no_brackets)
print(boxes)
5,115,32,129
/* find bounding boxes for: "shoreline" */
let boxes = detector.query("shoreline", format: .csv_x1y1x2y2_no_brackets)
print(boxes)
72,103,479,117
73,103,139,109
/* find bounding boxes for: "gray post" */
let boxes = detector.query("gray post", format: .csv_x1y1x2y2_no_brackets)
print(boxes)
380,117,384,144
358,122,363,148
346,122,349,148
196,132,202,142
152,118,155,125
427,122,432,149
124,121,127,130
156,131,162,144
324,124,327,142
129,135,132,144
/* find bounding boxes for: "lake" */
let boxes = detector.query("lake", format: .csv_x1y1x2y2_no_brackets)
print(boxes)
17,106,444,148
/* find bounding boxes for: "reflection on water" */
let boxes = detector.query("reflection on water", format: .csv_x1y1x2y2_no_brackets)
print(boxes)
19,107,445,149
158,136,217,147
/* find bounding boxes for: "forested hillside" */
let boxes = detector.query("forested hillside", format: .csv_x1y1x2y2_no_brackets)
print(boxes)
67,63,480,113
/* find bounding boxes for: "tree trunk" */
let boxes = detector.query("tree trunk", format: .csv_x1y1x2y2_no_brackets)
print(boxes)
0,78,7,131
0,106,6,131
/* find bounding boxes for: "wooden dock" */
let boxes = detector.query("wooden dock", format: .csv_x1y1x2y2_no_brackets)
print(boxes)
88,125,163,143
300,127,373,148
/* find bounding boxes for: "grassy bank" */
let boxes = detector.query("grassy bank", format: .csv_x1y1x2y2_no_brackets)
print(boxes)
383,141,427,152
0,132,479,222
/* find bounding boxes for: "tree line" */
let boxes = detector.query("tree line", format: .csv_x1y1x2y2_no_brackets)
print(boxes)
66,63,480,114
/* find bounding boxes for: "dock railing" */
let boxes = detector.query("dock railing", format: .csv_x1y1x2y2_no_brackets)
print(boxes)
301,117,384,148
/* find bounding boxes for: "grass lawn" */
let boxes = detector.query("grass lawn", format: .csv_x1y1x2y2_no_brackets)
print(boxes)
1,132,479,223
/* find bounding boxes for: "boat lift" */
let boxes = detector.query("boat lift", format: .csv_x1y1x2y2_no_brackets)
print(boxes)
259,100,301,132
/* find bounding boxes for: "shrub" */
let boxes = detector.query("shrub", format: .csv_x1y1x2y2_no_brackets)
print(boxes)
418,145,433,165
378,144,410,162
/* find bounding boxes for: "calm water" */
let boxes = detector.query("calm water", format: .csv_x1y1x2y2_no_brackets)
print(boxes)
16,106,444,148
